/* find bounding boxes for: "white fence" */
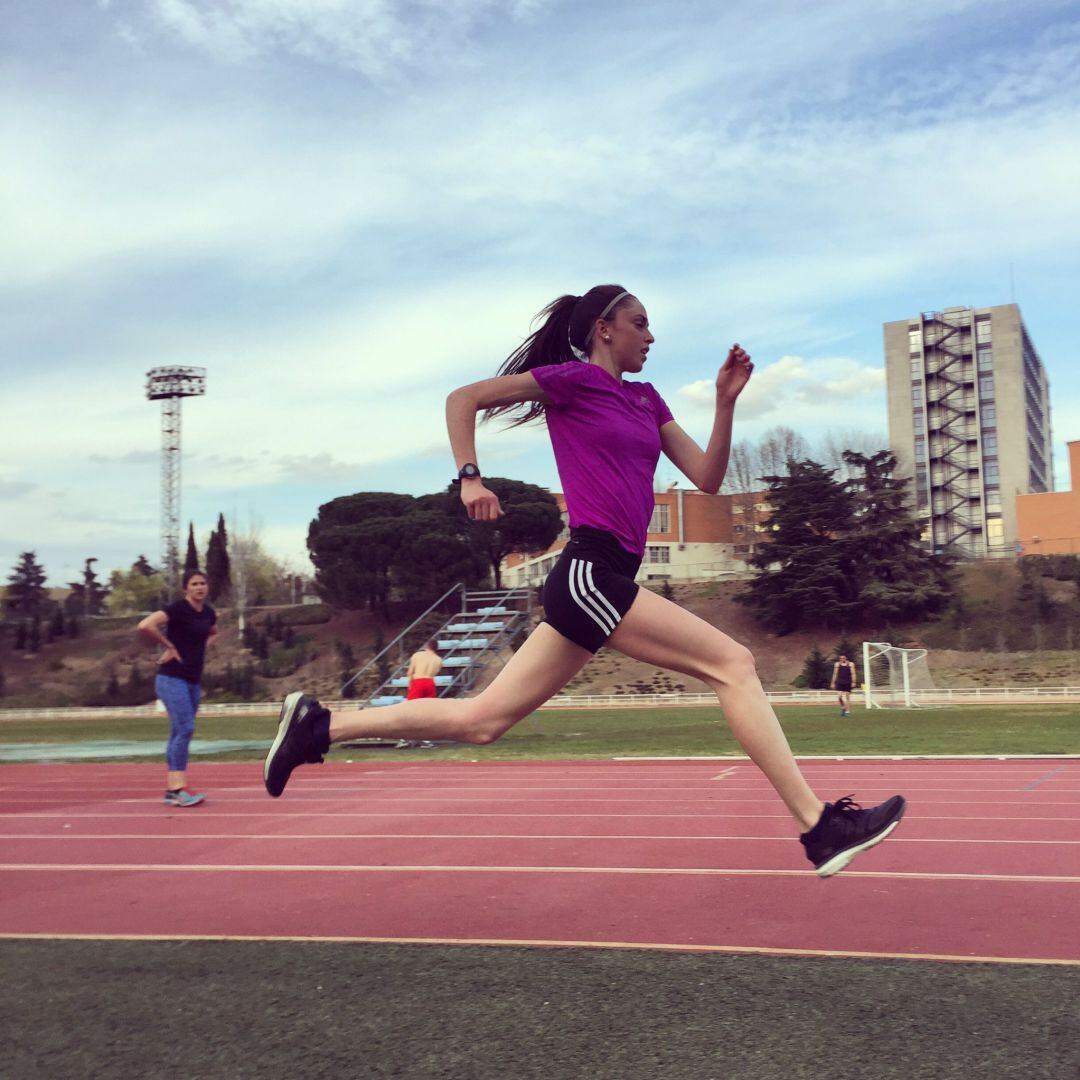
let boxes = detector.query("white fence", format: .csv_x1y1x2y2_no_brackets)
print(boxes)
3,686,1080,722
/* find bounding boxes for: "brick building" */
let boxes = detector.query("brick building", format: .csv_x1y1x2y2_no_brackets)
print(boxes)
1016,440,1080,556
502,486,768,586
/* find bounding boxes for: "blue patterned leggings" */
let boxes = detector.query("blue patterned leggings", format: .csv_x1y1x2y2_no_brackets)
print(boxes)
156,674,201,771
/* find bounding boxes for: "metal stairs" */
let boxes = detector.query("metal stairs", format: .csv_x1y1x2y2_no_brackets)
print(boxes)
341,583,534,708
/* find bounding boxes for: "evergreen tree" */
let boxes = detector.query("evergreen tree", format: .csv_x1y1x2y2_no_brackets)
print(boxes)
832,635,859,663
133,554,157,576
338,640,357,698
48,605,65,642
68,558,109,616
800,644,833,689
738,460,859,634
27,617,41,653
66,615,79,639
842,450,953,623
14,622,27,650
5,552,48,618
205,513,232,602
0,665,5,697
184,524,200,577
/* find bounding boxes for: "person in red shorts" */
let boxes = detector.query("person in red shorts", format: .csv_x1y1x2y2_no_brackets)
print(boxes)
406,639,442,700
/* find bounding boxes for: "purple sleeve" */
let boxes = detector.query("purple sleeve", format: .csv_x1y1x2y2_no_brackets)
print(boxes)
531,362,587,408
644,383,674,428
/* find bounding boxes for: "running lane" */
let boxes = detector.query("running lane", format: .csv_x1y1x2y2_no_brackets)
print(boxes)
1,759,1077,963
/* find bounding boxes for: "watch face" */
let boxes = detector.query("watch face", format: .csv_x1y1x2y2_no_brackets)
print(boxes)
460,464,480,479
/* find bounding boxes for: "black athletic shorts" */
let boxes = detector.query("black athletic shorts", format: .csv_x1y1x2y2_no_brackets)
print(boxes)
541,526,642,653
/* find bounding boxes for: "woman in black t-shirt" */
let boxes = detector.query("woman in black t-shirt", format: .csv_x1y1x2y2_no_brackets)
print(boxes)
137,570,217,806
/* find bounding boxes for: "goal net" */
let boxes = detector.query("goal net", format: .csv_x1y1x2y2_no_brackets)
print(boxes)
862,642,936,708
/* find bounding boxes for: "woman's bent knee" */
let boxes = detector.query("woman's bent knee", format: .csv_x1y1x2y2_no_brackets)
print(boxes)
705,643,759,691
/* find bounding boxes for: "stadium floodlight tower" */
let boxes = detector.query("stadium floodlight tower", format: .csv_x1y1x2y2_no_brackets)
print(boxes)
146,366,206,593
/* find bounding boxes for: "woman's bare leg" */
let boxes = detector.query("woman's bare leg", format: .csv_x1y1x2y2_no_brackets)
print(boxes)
607,587,824,832
329,623,592,745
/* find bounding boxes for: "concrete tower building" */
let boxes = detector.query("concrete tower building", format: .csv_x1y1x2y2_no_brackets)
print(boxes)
884,304,1053,557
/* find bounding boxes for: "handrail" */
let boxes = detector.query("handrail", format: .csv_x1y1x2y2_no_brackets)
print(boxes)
340,582,466,695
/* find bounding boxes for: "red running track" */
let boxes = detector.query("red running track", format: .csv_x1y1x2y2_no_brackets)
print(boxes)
1,758,1078,965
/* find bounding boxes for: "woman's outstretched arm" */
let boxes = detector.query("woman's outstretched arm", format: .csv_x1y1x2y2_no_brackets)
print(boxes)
659,343,754,494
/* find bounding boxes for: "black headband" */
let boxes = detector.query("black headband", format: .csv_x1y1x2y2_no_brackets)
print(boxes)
568,286,631,357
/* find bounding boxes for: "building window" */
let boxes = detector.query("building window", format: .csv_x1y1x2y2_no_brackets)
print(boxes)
908,328,921,349
648,504,670,534
979,375,994,401
977,347,993,371
912,386,923,405
975,319,992,342
734,544,750,555
982,431,998,454
644,545,671,564
984,487,1001,512
733,524,744,533
914,437,926,462
980,404,996,426
983,458,1000,483
987,518,1004,543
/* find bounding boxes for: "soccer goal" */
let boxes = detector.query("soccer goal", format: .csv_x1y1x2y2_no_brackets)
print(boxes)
862,641,936,708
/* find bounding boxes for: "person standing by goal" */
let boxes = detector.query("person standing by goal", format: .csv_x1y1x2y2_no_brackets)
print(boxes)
831,653,857,717
264,284,906,876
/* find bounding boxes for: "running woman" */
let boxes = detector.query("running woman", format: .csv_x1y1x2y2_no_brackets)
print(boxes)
138,569,217,807
831,653,857,717
265,285,905,876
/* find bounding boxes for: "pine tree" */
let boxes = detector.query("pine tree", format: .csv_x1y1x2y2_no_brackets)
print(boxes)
14,623,27,650
5,552,48,618
72,558,109,616
801,645,833,689
133,554,157,576
48,605,65,642
184,524,200,577
832,635,859,663
842,450,954,624
66,615,79,639
27,617,41,653
205,513,232,602
738,460,859,634
0,665,5,697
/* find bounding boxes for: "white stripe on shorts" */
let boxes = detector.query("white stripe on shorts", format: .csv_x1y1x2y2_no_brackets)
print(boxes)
583,561,622,625
569,558,616,635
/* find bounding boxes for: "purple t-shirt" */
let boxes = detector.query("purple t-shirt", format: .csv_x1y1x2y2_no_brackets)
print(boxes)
532,361,674,557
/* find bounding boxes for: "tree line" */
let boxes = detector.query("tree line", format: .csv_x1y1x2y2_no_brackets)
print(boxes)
306,478,562,617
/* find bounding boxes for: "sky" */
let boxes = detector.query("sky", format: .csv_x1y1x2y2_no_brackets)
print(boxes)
2,0,1079,586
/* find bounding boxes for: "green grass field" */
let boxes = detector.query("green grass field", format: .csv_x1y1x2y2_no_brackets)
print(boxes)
1,702,1077,761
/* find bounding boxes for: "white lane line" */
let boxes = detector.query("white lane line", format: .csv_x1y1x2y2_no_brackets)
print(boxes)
1,931,1076,967
2,862,1078,883
1,833,1078,845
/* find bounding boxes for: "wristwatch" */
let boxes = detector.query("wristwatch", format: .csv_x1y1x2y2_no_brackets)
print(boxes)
452,462,482,484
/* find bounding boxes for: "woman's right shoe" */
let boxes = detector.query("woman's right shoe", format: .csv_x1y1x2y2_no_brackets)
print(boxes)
800,794,906,877
263,691,330,797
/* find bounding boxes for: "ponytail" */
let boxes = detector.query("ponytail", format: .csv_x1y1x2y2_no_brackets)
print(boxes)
485,284,632,427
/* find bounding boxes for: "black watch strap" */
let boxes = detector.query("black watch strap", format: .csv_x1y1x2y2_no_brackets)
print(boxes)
453,462,481,485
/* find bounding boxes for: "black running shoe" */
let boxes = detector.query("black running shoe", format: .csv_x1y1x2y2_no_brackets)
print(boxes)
264,692,330,797
800,794,906,877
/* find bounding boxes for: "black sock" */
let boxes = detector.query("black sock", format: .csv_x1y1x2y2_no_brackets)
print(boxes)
312,708,332,756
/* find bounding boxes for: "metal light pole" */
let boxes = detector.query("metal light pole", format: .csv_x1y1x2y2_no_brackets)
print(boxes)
146,366,206,594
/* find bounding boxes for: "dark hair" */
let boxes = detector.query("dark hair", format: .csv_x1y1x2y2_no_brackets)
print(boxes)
485,284,635,427
182,569,206,588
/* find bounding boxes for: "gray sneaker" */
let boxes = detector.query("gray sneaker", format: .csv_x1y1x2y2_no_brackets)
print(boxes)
164,789,205,807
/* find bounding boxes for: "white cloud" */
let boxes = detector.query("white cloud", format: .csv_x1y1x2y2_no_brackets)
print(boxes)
677,355,885,423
